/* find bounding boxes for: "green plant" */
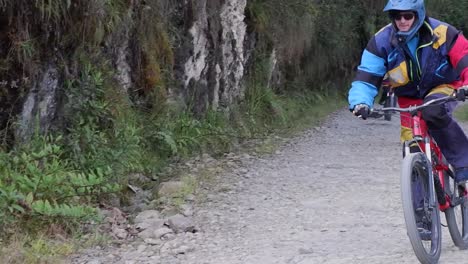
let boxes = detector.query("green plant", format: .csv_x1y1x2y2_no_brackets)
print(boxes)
64,57,154,182
151,112,222,157
65,61,114,169
0,135,118,234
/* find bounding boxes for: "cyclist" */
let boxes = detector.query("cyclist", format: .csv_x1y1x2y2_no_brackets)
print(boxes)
348,0,468,185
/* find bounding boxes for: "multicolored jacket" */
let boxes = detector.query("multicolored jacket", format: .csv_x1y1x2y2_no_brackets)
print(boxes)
348,17,468,110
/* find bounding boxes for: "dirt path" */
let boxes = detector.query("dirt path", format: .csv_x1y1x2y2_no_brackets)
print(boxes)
72,107,468,264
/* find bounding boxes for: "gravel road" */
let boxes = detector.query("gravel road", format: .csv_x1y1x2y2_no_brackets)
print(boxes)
72,107,468,264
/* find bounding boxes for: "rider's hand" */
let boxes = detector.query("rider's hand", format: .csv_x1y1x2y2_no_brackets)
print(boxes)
353,104,370,120
456,86,468,102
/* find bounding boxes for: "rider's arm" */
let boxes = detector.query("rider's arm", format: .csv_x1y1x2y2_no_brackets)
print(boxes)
447,31,468,87
348,36,386,110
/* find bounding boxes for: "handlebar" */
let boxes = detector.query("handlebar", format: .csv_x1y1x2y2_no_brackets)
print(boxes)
371,87,468,116
372,95,455,115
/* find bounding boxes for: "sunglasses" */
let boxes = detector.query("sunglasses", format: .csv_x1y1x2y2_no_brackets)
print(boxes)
390,12,415,21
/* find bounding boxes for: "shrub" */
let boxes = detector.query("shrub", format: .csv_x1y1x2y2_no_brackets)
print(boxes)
0,135,119,234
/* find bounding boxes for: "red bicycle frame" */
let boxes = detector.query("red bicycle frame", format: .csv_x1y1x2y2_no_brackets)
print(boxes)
406,111,452,211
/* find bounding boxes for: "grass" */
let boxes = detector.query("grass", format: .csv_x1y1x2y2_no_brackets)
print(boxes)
0,235,73,264
455,103,468,122
0,227,114,264
252,93,346,154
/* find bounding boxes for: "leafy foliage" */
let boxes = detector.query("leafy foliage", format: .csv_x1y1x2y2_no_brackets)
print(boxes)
0,135,117,233
143,109,233,158
426,0,468,31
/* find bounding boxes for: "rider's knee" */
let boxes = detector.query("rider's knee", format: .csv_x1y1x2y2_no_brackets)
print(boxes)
421,104,451,129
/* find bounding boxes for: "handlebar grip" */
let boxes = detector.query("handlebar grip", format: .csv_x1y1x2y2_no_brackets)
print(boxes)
457,87,468,102
358,107,369,120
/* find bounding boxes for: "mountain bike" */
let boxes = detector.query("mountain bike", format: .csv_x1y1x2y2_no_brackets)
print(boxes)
370,93,468,264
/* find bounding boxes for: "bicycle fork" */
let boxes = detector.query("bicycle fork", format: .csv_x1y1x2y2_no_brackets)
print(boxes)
405,138,451,212
423,137,451,211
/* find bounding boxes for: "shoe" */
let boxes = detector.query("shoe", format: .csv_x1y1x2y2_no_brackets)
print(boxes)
455,168,468,185
417,223,432,241
415,208,432,241
419,230,432,241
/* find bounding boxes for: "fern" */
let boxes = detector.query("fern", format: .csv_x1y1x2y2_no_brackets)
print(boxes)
0,135,117,233
31,200,95,219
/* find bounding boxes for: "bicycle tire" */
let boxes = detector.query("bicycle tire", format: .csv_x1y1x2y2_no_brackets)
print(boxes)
384,94,393,121
401,153,441,264
444,170,468,249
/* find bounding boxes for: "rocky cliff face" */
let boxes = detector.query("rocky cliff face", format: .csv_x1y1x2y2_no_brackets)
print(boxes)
16,64,61,141
158,0,251,113
2,0,270,145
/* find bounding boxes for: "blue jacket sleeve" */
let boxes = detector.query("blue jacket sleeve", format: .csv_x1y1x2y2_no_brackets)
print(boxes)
348,81,379,110
348,48,387,110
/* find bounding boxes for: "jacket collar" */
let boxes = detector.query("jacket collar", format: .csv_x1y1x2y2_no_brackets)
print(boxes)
390,17,436,48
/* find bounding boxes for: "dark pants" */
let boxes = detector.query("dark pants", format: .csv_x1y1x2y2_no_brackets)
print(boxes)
421,93,468,169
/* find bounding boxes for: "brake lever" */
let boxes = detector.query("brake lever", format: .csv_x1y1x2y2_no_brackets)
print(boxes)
368,112,384,118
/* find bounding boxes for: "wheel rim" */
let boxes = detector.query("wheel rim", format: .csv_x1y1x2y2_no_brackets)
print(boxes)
458,187,468,241
411,160,441,256
444,172,468,247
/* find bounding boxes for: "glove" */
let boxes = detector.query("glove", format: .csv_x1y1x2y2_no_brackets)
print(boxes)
456,86,468,102
353,104,370,120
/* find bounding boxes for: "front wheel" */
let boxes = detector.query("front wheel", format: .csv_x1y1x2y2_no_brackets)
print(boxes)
444,169,468,249
401,153,441,264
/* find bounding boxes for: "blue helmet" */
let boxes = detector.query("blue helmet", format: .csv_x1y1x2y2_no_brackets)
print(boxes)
383,0,426,42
